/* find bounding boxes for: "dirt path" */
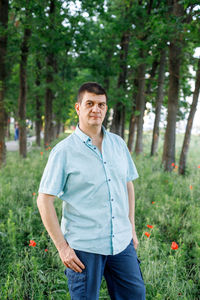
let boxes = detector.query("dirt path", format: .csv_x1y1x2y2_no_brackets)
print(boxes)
6,136,36,151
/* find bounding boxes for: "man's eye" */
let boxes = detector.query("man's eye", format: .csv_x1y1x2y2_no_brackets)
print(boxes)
87,102,92,106
99,103,105,108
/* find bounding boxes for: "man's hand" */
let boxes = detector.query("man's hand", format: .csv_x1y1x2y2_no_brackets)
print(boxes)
59,244,85,273
132,229,139,250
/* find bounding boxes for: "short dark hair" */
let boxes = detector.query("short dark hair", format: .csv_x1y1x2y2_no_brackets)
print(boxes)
77,82,107,103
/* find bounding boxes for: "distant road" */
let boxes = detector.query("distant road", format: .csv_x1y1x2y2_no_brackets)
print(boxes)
6,136,36,151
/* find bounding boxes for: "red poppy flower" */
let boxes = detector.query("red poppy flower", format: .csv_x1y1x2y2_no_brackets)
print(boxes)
145,232,150,238
198,165,200,169
29,240,36,247
147,224,153,229
171,163,175,167
189,185,193,190
44,249,48,252
32,192,36,196
171,241,178,250
40,152,43,155
175,165,178,169
152,201,155,204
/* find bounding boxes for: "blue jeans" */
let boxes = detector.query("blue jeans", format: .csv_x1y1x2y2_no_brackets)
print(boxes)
64,239,146,300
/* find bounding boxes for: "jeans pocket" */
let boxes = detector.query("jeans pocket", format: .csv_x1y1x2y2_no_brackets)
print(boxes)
137,258,144,281
65,268,87,299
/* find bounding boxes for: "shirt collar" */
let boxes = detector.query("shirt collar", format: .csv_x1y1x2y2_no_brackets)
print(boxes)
75,124,106,143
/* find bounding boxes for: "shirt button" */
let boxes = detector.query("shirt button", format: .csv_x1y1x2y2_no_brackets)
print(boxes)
111,198,114,201
112,234,115,237
108,179,111,182
112,216,115,219
88,138,91,141
104,161,106,164
94,147,96,150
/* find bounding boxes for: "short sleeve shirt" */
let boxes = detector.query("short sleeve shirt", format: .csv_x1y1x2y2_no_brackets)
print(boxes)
38,125,139,255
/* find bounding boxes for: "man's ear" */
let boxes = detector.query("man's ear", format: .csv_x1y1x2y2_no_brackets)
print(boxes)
75,103,80,116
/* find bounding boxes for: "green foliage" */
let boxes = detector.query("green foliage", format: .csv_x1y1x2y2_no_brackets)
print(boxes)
3,0,200,129
0,133,200,299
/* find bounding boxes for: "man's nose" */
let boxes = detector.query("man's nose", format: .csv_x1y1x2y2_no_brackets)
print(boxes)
92,104,100,112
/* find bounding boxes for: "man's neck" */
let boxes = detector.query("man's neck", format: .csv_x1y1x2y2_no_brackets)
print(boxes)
79,124,102,140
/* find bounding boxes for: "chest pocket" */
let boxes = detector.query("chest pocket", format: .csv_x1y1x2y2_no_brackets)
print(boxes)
109,148,127,180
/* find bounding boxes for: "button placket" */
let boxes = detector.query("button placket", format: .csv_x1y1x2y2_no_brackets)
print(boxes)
101,137,115,254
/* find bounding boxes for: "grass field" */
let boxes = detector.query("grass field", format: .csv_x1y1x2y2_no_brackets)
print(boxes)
0,131,200,299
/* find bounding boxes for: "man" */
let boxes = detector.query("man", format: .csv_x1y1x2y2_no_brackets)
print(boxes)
37,82,145,299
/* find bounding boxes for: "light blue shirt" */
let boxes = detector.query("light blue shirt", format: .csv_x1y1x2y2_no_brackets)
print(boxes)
38,125,139,255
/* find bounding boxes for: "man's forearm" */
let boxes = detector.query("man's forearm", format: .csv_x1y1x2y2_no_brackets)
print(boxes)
37,193,68,251
127,181,136,229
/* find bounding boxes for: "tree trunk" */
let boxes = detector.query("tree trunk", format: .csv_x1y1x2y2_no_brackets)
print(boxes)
56,120,61,137
44,55,54,147
44,0,56,147
102,77,110,129
110,30,130,138
0,0,8,167
146,58,159,94
128,112,137,152
128,78,138,152
151,49,166,156
179,58,200,174
162,1,184,171
135,60,146,155
18,26,31,158
35,58,42,146
6,116,10,138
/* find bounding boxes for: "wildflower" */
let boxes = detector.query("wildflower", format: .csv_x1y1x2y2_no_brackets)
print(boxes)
29,240,36,247
198,165,200,169
44,249,48,252
48,147,51,150
171,241,178,250
32,192,36,196
175,165,178,169
152,201,155,204
189,185,193,190
40,152,43,156
145,232,150,238
171,163,175,167
147,224,153,229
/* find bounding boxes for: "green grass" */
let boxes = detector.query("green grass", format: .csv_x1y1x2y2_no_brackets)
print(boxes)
0,132,200,299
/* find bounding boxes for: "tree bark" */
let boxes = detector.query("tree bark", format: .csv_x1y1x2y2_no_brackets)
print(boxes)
162,1,184,171
151,49,166,156
128,112,137,152
146,58,159,95
18,25,31,158
102,77,110,129
6,116,10,138
110,30,130,138
128,78,138,152
35,58,42,146
135,59,146,155
44,0,56,147
179,58,200,174
0,0,8,167
56,120,61,137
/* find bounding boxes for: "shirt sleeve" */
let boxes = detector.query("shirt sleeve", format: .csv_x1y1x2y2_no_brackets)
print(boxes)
123,141,139,182
38,146,68,197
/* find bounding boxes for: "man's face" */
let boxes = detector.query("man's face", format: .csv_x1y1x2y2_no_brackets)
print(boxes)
75,92,108,128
